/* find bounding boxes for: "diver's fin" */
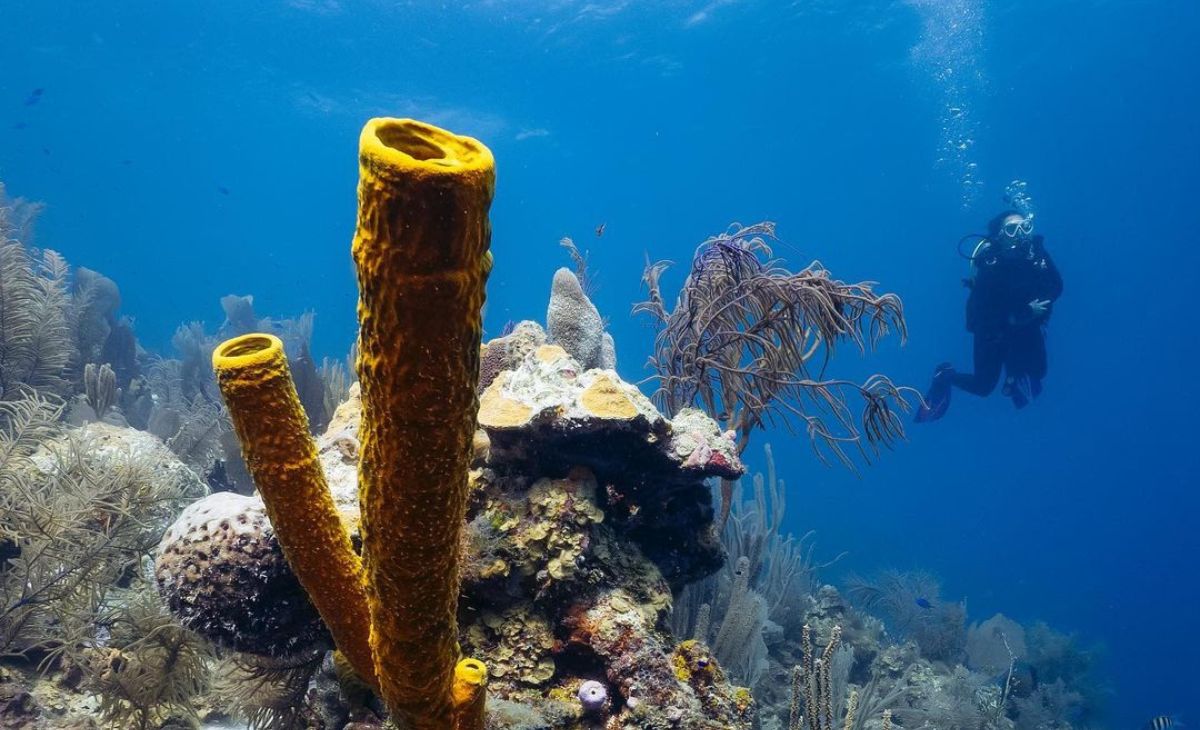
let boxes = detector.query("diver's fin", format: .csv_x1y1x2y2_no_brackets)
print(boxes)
915,363,954,423
1005,375,1032,410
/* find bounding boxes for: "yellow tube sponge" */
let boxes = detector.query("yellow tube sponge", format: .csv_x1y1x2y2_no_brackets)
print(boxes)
211,334,377,689
352,118,493,728
451,658,488,730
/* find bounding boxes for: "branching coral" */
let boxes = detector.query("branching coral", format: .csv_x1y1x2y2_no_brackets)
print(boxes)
213,649,326,730
787,628,906,730
0,184,44,245
0,183,137,415
0,238,74,404
636,222,910,462
83,587,215,730
788,625,848,730
0,395,205,659
635,222,912,524
845,570,968,664
83,362,118,420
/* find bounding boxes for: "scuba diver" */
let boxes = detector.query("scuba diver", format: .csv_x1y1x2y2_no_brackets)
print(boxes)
916,209,1063,422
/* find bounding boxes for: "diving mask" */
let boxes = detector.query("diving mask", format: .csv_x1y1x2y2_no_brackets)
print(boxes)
1001,216,1034,239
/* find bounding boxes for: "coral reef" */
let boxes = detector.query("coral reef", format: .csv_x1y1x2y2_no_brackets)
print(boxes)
1,396,206,659
0,156,1109,729
0,384,213,729
157,338,754,728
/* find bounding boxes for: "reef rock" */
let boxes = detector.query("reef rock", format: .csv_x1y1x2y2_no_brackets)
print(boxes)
478,344,740,482
478,320,547,395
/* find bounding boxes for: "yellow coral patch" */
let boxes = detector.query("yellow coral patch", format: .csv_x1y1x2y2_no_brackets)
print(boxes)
477,384,534,428
580,374,639,419
535,344,569,363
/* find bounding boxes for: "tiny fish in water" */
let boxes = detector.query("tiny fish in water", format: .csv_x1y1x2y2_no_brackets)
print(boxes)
13,121,27,130
915,597,933,609
595,223,605,237
24,88,44,106
218,185,231,195
1144,716,1183,730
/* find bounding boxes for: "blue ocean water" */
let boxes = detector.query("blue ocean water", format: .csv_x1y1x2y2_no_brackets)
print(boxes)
1,1,1196,725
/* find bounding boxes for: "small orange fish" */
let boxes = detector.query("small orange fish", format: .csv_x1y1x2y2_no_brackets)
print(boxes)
595,223,606,238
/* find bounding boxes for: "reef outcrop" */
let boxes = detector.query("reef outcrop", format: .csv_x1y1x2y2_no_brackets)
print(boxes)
157,342,751,728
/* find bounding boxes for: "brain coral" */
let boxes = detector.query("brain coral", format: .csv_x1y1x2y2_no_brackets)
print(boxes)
154,492,329,657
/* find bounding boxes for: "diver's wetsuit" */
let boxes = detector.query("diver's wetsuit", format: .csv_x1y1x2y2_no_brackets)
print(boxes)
952,235,1062,399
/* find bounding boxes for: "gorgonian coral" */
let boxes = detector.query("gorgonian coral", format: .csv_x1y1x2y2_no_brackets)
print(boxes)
636,222,911,467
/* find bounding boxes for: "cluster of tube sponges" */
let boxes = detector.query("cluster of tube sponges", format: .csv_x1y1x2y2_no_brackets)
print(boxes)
210,118,493,730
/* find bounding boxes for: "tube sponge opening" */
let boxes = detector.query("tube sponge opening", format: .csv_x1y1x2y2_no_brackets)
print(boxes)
213,333,277,362
451,658,488,730
361,118,493,176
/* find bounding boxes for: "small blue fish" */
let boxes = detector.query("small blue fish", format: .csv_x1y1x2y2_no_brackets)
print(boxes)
218,185,231,196
1144,716,1183,730
915,597,933,610
24,88,44,106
